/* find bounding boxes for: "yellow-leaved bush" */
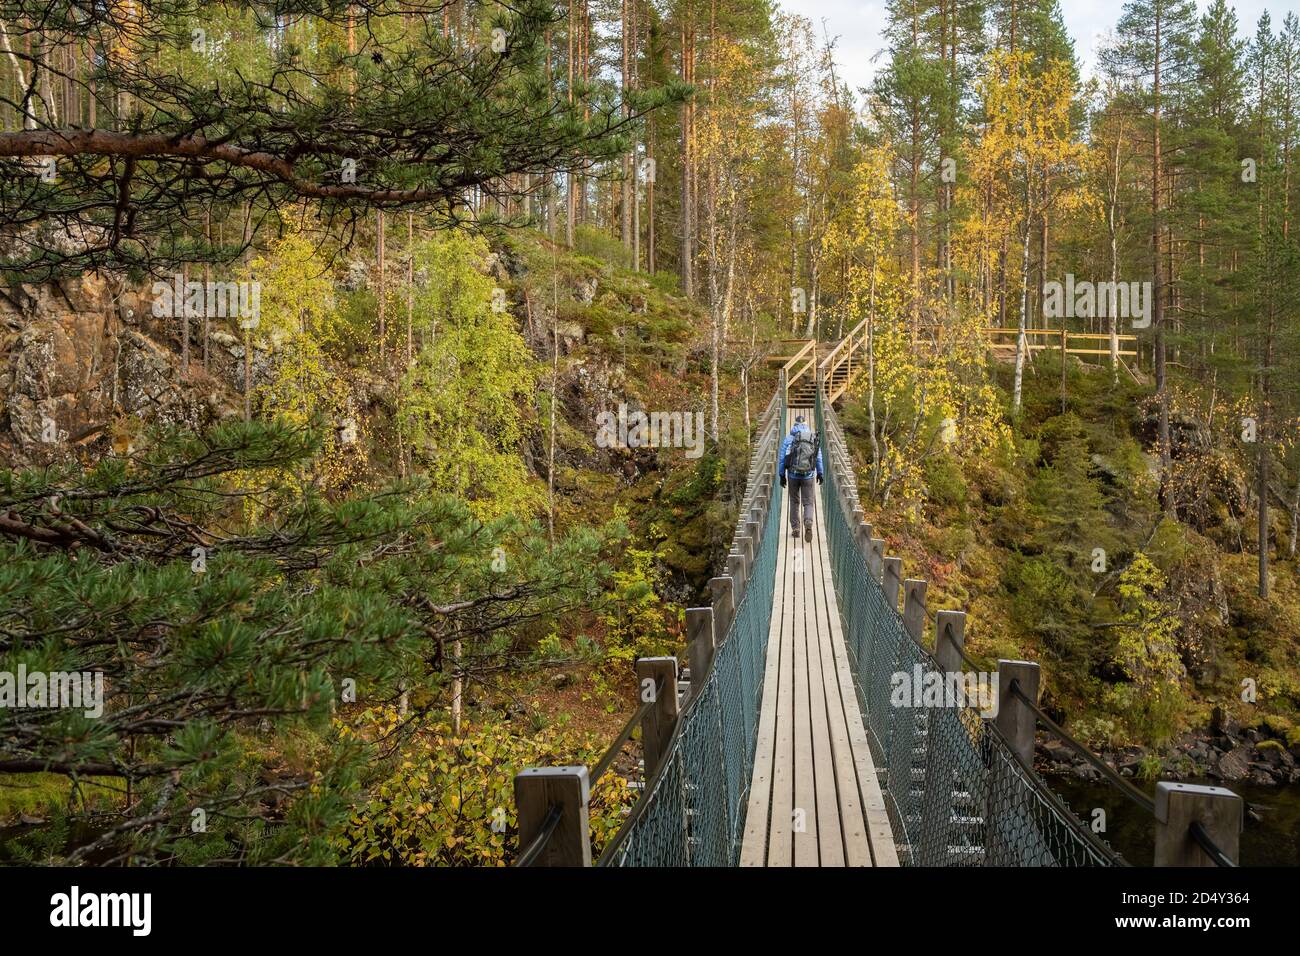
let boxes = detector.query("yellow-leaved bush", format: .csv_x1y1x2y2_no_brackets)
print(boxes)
333,706,635,866
823,147,1010,517
243,227,364,494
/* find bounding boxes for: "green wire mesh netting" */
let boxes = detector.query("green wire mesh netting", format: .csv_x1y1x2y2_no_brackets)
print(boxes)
814,390,1121,868
600,399,783,867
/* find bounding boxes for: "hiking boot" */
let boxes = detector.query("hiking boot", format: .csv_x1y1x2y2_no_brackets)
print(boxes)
790,528,800,539
804,525,813,543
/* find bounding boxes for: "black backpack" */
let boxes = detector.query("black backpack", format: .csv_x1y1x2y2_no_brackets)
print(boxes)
787,431,818,475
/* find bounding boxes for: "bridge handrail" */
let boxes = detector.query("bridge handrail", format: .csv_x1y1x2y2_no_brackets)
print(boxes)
781,339,817,398
814,381,1242,867
815,386,1122,866
984,327,1139,340
816,318,869,404
514,385,786,867
596,388,784,866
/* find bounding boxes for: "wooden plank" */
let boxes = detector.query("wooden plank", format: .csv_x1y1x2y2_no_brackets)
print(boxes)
739,403,899,867
803,512,845,866
790,500,819,868
814,494,901,867
807,505,871,866
765,411,799,866
739,479,790,866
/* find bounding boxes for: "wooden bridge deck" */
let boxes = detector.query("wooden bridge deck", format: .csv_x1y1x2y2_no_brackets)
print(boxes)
740,410,899,868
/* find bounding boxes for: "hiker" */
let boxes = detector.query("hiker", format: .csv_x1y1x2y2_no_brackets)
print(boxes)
779,415,823,542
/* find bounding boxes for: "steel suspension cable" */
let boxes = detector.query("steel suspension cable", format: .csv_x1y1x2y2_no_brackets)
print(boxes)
588,678,663,789
1190,821,1238,868
514,805,563,868
1007,678,1155,816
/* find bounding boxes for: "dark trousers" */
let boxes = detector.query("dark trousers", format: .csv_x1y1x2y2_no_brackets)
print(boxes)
788,476,816,530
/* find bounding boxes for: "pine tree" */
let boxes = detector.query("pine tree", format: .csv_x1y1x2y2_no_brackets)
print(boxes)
1101,0,1199,508
0,1,685,281
0,418,615,863
871,0,946,344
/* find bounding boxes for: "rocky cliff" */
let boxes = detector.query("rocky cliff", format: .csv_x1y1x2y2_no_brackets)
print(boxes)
0,274,240,466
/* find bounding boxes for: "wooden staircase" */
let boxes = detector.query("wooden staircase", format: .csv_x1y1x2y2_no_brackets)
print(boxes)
769,317,870,410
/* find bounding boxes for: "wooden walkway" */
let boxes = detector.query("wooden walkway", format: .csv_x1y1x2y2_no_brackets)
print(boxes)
740,410,899,868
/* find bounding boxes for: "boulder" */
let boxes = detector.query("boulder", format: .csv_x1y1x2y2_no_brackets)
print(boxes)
1216,744,1253,782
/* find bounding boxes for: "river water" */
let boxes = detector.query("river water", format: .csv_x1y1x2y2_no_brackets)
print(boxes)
1045,773,1300,866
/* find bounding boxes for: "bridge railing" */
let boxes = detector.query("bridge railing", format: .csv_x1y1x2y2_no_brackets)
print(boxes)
780,339,817,406
814,381,1244,867
818,316,868,404
984,327,1139,358
514,387,785,866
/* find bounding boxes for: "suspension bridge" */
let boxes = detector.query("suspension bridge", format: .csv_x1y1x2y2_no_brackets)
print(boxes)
514,329,1244,869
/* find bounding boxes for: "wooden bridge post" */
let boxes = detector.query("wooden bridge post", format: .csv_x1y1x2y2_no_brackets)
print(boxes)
709,576,735,640
740,533,754,577
727,548,749,600
994,660,1040,765
882,556,903,611
934,611,966,675
979,660,1040,865
857,520,873,562
514,766,592,866
636,657,680,779
869,539,885,581
902,580,927,644
1153,782,1242,867
685,607,715,699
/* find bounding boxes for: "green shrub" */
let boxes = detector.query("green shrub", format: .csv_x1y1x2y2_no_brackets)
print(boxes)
575,225,633,270
924,453,969,511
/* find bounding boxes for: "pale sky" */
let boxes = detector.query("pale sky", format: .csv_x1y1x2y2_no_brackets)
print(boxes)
779,0,1295,98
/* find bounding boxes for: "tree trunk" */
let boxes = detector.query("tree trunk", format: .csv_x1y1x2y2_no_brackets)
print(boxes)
203,210,211,371
680,8,694,296
407,213,415,366
548,266,559,546
867,265,881,491
377,209,386,361
621,0,633,256
1153,12,1172,509
565,6,576,248
647,125,656,272
1108,134,1121,379
1012,172,1033,415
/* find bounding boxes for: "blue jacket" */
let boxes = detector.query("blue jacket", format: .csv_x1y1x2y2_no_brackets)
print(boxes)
779,424,823,480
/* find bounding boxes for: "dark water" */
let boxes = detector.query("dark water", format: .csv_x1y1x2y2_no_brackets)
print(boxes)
1045,773,1300,867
